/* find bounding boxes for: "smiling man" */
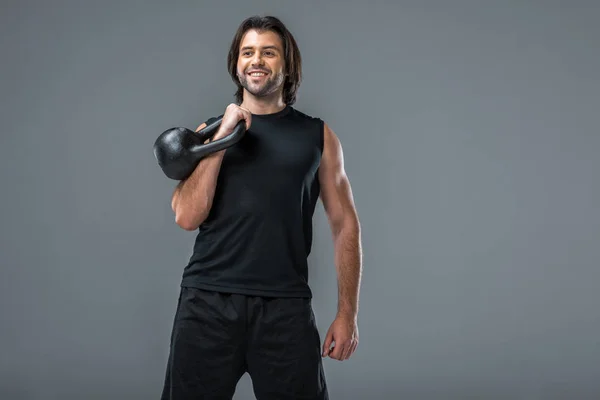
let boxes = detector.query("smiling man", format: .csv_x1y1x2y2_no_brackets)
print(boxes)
162,15,363,400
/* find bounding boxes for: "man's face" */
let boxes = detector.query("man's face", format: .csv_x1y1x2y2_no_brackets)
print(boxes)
236,29,286,99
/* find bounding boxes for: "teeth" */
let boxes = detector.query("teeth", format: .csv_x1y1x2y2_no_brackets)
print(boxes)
250,72,266,76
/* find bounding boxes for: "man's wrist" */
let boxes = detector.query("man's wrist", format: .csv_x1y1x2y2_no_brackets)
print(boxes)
337,309,358,321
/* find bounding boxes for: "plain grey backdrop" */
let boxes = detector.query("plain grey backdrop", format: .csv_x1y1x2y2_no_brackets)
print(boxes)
1,0,599,399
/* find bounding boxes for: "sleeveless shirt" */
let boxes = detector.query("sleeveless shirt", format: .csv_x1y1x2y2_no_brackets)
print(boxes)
180,105,324,298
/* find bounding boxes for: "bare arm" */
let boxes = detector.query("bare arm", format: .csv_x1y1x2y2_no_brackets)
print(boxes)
318,122,363,319
171,104,252,230
170,122,226,230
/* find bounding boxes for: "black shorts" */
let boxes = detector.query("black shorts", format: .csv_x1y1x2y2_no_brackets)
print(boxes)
161,286,329,399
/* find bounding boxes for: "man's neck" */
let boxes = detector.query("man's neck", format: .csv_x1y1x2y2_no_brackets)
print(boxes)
240,93,286,115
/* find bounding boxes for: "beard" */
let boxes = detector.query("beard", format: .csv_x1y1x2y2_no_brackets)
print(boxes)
237,68,285,98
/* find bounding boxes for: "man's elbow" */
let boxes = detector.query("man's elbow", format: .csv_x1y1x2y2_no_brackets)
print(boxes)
174,210,207,231
332,212,360,238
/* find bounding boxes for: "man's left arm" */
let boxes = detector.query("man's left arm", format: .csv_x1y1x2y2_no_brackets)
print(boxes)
318,122,363,361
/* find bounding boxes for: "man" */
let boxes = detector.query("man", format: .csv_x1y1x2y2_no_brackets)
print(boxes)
162,15,363,400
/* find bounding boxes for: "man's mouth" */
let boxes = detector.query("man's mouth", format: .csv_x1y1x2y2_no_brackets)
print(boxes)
248,70,268,77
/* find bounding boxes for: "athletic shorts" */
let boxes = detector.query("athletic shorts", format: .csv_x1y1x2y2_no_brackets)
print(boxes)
160,286,329,399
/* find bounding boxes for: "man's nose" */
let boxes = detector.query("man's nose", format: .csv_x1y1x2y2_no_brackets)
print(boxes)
252,53,264,65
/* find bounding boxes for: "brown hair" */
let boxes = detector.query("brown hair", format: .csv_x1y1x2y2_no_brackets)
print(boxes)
227,15,302,105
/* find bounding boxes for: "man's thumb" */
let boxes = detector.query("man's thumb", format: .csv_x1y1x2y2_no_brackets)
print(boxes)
322,332,333,357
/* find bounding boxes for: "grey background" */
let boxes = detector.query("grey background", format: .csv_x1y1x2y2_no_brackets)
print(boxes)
1,0,599,399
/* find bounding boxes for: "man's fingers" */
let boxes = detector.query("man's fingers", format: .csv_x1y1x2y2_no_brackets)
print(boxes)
329,343,345,360
339,339,358,360
346,341,358,360
322,334,333,357
235,105,252,130
341,344,351,360
240,111,251,130
341,340,353,360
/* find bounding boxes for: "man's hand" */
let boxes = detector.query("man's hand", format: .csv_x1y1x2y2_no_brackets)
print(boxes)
322,314,359,361
213,103,252,141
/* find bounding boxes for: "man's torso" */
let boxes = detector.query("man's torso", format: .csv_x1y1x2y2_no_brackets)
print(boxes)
180,105,324,298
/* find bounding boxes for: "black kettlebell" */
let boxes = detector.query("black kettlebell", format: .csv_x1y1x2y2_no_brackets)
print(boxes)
153,117,246,180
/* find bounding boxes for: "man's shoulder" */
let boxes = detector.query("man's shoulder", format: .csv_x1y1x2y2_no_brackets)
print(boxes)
287,107,325,142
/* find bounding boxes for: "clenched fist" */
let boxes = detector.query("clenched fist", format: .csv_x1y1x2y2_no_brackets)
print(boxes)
213,103,252,141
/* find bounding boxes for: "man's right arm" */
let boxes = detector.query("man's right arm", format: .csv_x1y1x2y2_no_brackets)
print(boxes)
170,104,252,230
170,122,226,231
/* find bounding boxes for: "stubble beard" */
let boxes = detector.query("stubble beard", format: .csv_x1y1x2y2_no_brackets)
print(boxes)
238,69,285,99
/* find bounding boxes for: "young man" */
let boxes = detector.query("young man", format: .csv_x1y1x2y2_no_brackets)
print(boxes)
162,15,363,400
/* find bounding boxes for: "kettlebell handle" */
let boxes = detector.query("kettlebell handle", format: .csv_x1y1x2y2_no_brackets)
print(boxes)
153,117,247,180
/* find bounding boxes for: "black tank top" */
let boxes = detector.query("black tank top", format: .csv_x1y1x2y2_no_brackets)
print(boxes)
180,105,323,298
